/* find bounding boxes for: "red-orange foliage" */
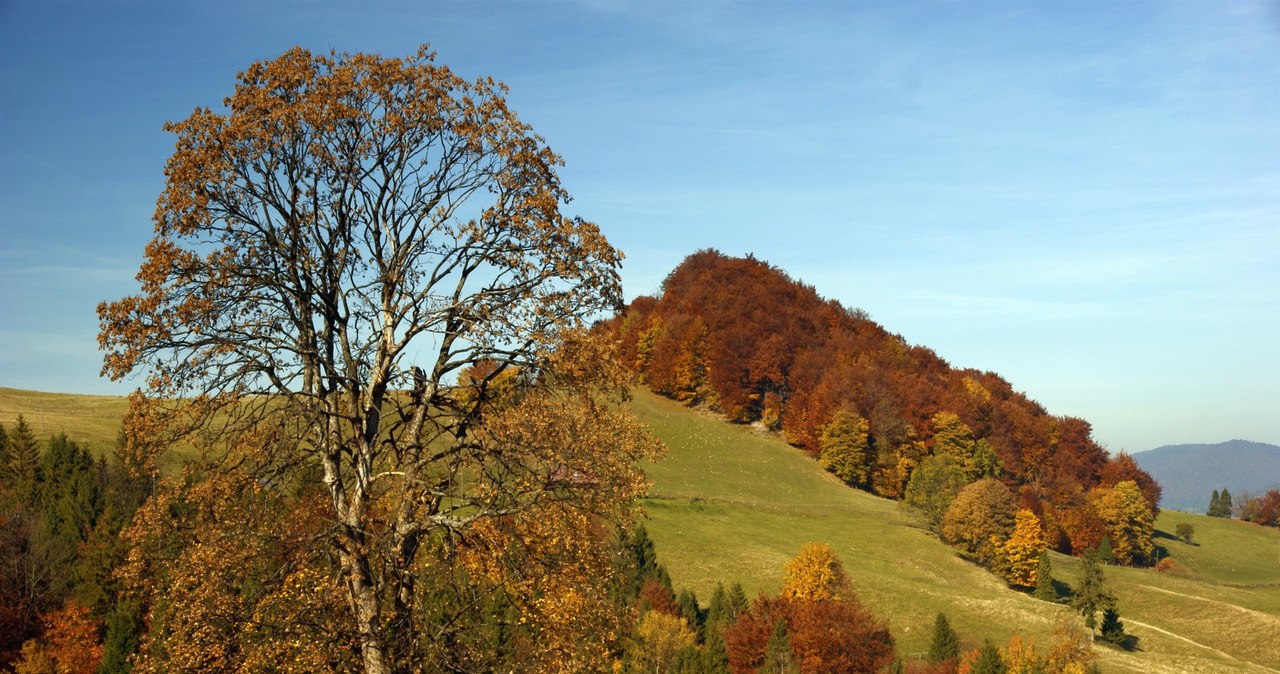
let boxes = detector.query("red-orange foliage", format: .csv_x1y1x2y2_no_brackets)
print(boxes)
12,600,102,674
724,595,894,674
608,250,1140,553
1098,452,1162,515
1241,489,1280,527
639,578,681,617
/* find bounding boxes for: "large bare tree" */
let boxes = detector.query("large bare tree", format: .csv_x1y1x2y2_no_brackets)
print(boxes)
98,46,658,673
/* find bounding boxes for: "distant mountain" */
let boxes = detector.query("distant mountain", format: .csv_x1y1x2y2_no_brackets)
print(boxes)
1133,440,1280,512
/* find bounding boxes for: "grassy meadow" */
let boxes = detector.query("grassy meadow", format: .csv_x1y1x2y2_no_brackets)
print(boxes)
0,386,128,456
628,388,1280,674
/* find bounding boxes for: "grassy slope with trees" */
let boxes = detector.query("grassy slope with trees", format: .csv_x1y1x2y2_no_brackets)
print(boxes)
629,388,1280,674
4,385,1279,672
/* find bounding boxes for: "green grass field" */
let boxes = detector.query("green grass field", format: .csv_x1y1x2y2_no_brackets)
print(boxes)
628,389,1280,673
0,386,129,456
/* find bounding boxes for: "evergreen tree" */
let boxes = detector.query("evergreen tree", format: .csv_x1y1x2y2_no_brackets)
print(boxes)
98,600,143,674
727,582,749,624
1095,535,1114,564
40,435,102,542
1208,489,1222,516
972,639,1007,674
928,612,960,663
0,423,10,486
1220,488,1234,518
1099,607,1130,648
761,618,795,673
677,588,704,639
701,626,730,674
5,416,41,506
1071,549,1115,632
1033,551,1057,601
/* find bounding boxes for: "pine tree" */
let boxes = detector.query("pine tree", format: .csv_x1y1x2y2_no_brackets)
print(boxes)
761,618,796,673
6,415,41,506
928,612,960,663
677,588,704,638
972,639,1007,674
1208,489,1222,516
1033,552,1057,601
1095,535,1114,564
1099,607,1130,648
727,582,749,624
1071,549,1115,632
1220,488,1234,518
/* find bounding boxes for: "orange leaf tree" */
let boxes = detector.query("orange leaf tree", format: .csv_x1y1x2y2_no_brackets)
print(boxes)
97,46,660,674
996,509,1049,589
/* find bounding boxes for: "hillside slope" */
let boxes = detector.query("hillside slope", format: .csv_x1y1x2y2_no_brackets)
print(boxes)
630,389,1280,674
0,386,127,455
1134,440,1280,512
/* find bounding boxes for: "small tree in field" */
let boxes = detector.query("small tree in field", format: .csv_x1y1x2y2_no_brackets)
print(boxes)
1175,522,1195,544
928,612,960,663
98,46,661,674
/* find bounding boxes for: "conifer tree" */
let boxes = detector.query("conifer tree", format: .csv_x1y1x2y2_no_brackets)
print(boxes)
928,612,960,663
1220,488,1233,518
5,416,40,507
972,639,1007,674
1099,607,1130,648
1095,536,1114,564
761,618,796,673
727,582,749,624
1208,489,1222,516
1033,552,1057,601
1071,549,1115,632
677,589,704,638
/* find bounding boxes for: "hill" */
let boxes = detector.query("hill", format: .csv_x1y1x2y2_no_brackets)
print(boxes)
1134,440,1280,513
0,386,128,456
607,250,1162,556
2,388,1279,672
630,388,1280,673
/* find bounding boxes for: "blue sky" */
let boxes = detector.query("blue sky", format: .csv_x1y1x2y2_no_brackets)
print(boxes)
1,0,1276,453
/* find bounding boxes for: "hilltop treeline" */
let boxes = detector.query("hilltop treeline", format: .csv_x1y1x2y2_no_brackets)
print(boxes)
607,250,1160,558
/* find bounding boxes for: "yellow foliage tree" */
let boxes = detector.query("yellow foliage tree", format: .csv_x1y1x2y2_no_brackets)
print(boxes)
818,409,872,488
630,611,697,673
1088,480,1155,566
996,509,1048,588
782,543,852,602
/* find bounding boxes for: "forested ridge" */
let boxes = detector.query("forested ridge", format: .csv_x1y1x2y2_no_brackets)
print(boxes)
607,250,1162,561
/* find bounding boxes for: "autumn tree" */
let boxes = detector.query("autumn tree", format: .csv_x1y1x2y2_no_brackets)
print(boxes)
818,410,873,489
97,46,661,674
995,509,1048,589
726,546,893,674
1240,489,1280,527
941,478,1017,567
1088,481,1155,566
782,543,852,602
629,611,698,673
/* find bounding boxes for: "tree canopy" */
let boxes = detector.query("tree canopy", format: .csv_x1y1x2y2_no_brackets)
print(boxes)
97,45,660,674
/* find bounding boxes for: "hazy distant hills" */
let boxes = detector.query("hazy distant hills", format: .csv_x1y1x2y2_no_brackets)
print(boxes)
1133,440,1280,512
